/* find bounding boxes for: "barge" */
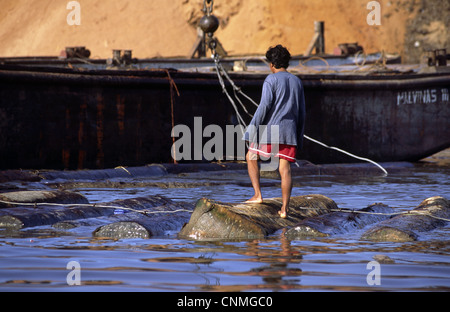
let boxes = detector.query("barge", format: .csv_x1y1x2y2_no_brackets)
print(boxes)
0,51,449,170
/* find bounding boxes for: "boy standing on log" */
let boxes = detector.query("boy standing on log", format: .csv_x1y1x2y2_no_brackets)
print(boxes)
243,45,306,218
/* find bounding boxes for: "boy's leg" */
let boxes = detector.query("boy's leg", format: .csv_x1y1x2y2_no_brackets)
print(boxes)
278,158,292,218
245,151,263,203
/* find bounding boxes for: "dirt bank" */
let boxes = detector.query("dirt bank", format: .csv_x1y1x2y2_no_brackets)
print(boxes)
0,0,448,63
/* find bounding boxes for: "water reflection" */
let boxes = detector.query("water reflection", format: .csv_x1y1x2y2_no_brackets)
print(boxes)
1,229,449,291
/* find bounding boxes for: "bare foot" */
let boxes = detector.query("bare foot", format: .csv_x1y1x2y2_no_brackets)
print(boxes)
278,210,288,219
244,196,263,204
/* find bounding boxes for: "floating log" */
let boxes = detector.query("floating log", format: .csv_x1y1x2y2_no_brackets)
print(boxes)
53,195,182,228
284,203,394,239
0,190,89,208
361,196,450,242
0,194,174,230
92,206,193,239
38,165,167,181
51,198,194,239
0,205,113,230
0,161,413,190
178,195,337,240
162,162,248,174
0,170,41,183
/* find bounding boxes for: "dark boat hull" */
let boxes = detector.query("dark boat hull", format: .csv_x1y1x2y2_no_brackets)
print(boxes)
0,64,449,169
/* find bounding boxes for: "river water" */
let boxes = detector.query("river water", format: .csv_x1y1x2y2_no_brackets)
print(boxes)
0,154,449,292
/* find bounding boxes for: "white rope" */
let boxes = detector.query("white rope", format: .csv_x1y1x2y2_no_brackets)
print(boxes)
2,199,448,222
0,200,193,215
303,135,388,175
330,208,450,222
250,199,450,222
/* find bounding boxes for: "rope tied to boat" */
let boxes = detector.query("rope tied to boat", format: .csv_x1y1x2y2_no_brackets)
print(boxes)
162,69,181,164
209,46,388,176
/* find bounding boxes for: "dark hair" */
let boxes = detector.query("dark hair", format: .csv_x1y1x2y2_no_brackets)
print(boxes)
266,45,291,69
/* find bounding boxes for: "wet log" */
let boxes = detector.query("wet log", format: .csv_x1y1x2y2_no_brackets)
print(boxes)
0,205,113,230
361,196,450,242
178,194,337,240
0,194,174,230
52,195,181,227
92,205,193,239
50,198,194,239
0,190,89,208
284,203,393,239
0,170,41,183
38,165,167,181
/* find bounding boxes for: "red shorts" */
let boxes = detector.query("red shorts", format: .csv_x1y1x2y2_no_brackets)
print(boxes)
249,143,297,163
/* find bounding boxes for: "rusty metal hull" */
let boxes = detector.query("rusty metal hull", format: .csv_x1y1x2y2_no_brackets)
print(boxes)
300,74,450,163
0,64,449,169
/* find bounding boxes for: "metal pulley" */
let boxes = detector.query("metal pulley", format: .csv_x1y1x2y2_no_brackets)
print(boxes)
189,0,226,58
199,14,219,36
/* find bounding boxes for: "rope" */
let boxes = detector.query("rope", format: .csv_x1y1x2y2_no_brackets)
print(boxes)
114,166,132,175
354,50,367,68
0,199,192,216
212,54,250,144
329,208,450,222
303,135,388,175
2,199,448,222
210,50,388,175
299,56,330,72
164,69,181,164
262,199,450,222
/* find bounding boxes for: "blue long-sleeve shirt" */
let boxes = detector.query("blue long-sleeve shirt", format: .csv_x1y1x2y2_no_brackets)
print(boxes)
244,71,306,149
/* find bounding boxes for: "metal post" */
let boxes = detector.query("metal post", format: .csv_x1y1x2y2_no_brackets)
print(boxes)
436,49,447,66
305,21,325,56
315,21,325,54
